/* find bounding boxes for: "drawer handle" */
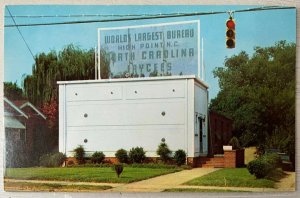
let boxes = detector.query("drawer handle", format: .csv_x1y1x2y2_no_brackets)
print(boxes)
172,89,175,92
161,111,166,116
84,139,88,143
134,90,138,94
75,93,78,96
84,113,88,118
111,91,114,95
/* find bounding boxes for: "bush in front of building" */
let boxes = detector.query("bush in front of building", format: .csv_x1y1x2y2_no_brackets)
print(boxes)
74,145,86,164
247,158,272,179
39,152,66,167
247,153,281,179
91,151,105,164
115,149,129,163
173,149,187,166
261,153,282,169
156,141,172,163
129,147,146,163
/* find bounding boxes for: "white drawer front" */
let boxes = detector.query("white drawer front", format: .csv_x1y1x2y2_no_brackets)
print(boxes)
66,126,185,157
66,85,122,101
66,101,185,127
125,83,185,100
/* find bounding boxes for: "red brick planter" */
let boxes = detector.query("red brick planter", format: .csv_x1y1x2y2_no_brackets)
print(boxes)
224,149,245,168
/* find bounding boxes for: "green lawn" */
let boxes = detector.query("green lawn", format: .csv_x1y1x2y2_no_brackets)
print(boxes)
185,168,277,188
5,167,180,183
5,181,111,192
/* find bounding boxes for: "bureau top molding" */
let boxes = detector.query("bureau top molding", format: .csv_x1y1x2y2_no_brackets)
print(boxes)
57,75,208,89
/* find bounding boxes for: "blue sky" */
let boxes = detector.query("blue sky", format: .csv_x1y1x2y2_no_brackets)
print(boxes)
4,5,296,100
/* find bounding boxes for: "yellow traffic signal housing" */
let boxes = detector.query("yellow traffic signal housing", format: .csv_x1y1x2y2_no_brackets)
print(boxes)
226,18,235,48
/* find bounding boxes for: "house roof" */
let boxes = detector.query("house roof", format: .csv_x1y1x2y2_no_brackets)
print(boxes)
4,97,28,119
4,97,47,120
19,102,47,120
5,116,26,129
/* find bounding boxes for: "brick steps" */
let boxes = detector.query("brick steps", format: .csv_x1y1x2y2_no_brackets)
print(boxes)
198,157,225,168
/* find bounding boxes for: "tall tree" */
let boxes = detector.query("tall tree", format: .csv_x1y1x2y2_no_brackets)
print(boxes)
4,82,24,100
22,44,111,152
23,44,110,106
210,41,295,151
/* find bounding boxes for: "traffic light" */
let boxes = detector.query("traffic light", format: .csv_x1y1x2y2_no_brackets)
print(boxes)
226,17,235,48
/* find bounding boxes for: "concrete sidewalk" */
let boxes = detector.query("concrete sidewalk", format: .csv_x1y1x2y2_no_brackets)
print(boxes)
106,168,219,192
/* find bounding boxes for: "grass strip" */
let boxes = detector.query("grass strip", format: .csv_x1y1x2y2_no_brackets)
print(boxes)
4,181,111,192
184,168,276,188
5,167,181,183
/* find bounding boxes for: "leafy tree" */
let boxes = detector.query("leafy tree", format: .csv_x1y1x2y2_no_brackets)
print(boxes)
210,41,295,156
23,44,110,106
22,45,111,152
4,82,24,100
41,99,59,150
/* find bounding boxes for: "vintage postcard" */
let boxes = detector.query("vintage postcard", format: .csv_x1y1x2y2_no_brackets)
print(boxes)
3,4,296,193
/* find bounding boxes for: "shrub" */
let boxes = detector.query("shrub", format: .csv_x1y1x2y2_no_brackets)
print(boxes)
247,158,272,179
129,147,146,163
156,142,172,163
115,149,129,163
228,136,241,150
261,153,282,169
39,152,66,167
74,145,85,164
173,149,186,166
113,164,124,178
91,151,105,164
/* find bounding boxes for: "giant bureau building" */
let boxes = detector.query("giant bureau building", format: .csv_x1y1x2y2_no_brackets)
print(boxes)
58,75,208,164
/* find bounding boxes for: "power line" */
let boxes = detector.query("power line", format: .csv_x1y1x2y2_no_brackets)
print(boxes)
4,13,169,18
4,6,294,18
6,7,35,60
4,6,295,28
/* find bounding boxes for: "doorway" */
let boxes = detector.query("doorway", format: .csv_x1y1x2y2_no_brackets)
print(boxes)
198,117,203,153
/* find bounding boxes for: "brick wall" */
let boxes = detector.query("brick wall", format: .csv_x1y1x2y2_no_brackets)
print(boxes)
224,149,245,168
209,111,233,155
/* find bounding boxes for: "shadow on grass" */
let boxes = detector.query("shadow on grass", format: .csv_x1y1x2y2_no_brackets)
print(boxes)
265,169,288,182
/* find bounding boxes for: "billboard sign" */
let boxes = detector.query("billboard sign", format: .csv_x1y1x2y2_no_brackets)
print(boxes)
98,20,200,78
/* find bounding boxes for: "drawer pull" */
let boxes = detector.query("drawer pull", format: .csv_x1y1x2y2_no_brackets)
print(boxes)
134,90,138,94
161,111,166,116
84,139,88,143
111,91,114,94
84,113,88,118
172,89,175,92
75,93,78,96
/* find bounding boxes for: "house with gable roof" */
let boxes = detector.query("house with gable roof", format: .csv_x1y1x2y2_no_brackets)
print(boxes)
4,97,49,167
